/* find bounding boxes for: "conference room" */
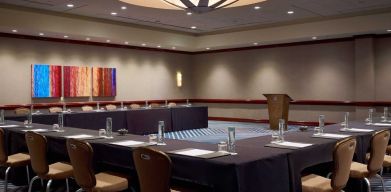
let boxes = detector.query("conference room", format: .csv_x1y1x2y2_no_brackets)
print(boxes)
1,0,391,191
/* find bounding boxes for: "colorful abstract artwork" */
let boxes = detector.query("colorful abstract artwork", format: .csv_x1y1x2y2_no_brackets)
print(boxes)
92,67,117,97
64,66,91,97
31,64,62,98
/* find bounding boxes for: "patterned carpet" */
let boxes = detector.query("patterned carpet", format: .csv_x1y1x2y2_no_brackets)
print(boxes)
1,121,390,191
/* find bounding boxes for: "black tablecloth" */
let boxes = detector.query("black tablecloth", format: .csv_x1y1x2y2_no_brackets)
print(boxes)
171,106,208,131
65,111,127,131
125,108,173,135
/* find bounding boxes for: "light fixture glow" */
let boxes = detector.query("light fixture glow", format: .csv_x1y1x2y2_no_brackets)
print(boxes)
187,12,192,15
39,33,44,36
312,36,317,40
12,29,17,33
121,6,127,10
176,71,183,87
287,10,294,14
157,45,161,48
191,26,197,29
387,29,391,32
254,6,261,10
64,35,69,38
106,40,111,43
119,0,267,14
111,12,118,16
124,41,129,45
67,4,74,8
86,37,91,41
141,43,147,46
206,47,210,50
253,42,258,45
172,47,176,49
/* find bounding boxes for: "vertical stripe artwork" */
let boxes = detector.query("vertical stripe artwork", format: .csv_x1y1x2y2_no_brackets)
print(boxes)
92,67,117,97
64,66,91,97
31,64,62,98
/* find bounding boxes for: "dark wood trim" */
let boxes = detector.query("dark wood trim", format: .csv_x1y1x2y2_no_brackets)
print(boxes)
1,32,391,55
208,116,335,126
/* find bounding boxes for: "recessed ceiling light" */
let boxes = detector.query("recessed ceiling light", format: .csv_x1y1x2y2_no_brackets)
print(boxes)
387,29,391,32
157,45,161,48
141,43,146,46
187,12,192,15
67,4,74,8
191,26,197,29
206,47,210,50
39,33,44,36
312,36,317,40
124,41,129,45
86,37,91,41
106,40,111,43
254,6,261,10
121,6,127,10
64,35,69,38
111,12,118,16
253,42,258,45
12,29,17,33
287,10,294,14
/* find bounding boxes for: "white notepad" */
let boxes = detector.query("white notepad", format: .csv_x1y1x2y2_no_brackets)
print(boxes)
64,134,94,139
111,140,145,146
314,133,351,139
0,125,20,128
272,141,313,148
372,123,391,126
341,128,374,132
175,149,215,157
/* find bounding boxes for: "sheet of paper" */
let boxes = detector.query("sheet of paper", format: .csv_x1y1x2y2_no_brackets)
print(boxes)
22,129,49,132
373,123,391,126
175,149,215,157
316,133,350,139
343,128,374,132
111,140,145,146
64,134,94,139
273,141,312,148
0,125,20,128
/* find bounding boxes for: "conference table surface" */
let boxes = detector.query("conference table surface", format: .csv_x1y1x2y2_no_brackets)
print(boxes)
1,120,391,192
5,106,208,134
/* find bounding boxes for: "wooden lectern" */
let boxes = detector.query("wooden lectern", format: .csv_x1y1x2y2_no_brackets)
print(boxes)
263,94,293,130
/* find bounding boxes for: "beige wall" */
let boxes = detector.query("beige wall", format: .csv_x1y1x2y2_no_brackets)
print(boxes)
375,37,391,101
0,37,193,105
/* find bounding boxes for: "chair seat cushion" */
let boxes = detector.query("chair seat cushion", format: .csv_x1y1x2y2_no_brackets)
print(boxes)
6,153,30,167
46,162,73,180
301,174,333,192
350,162,369,178
94,172,128,192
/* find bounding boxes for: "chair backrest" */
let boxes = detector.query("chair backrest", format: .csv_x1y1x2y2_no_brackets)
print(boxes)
25,131,49,176
49,107,62,113
15,107,30,115
331,137,357,191
167,102,176,107
130,104,141,109
105,104,117,111
82,105,94,112
150,103,160,108
0,128,7,164
66,139,96,189
133,147,172,192
368,130,390,176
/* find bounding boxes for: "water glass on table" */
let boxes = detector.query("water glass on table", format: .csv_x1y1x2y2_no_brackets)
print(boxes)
148,134,157,144
217,141,228,152
98,129,106,137
271,131,281,143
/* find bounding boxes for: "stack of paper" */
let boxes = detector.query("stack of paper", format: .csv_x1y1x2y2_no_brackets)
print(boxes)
111,140,145,147
271,141,313,148
174,149,215,157
313,133,351,139
340,128,374,133
64,134,94,139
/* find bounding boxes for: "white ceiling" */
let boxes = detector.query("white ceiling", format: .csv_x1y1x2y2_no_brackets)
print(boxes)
1,0,391,34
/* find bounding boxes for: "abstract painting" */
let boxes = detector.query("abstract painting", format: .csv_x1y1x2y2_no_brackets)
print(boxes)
92,67,117,97
64,66,91,97
31,64,62,98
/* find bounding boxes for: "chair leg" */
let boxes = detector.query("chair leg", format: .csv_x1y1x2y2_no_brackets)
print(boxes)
26,165,30,184
66,178,70,192
326,172,332,178
28,176,40,192
46,179,53,192
4,167,11,192
364,177,372,192
76,188,83,192
375,174,387,192
380,167,384,176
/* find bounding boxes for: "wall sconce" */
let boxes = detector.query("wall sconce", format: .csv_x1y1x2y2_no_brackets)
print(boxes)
176,71,182,87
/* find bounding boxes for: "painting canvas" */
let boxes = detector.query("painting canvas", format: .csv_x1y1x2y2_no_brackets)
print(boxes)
64,66,91,97
31,64,62,98
92,67,116,97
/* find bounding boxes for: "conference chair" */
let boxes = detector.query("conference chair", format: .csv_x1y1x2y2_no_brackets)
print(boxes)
301,137,356,192
82,105,94,112
66,138,128,192
133,147,197,192
105,104,117,111
14,107,30,115
0,128,31,192
25,131,73,192
349,130,389,192
387,145,391,154
149,103,160,108
167,102,177,107
48,107,62,113
130,104,141,110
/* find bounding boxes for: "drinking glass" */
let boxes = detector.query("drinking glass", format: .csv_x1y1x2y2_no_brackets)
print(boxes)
25,112,33,128
106,117,113,138
342,112,349,130
382,107,389,122
318,115,325,135
366,108,374,125
278,119,285,142
218,141,228,152
157,121,166,145
227,127,236,154
148,134,157,144
0,109,5,124
57,113,64,132
271,131,281,143
98,129,106,137
313,127,322,135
